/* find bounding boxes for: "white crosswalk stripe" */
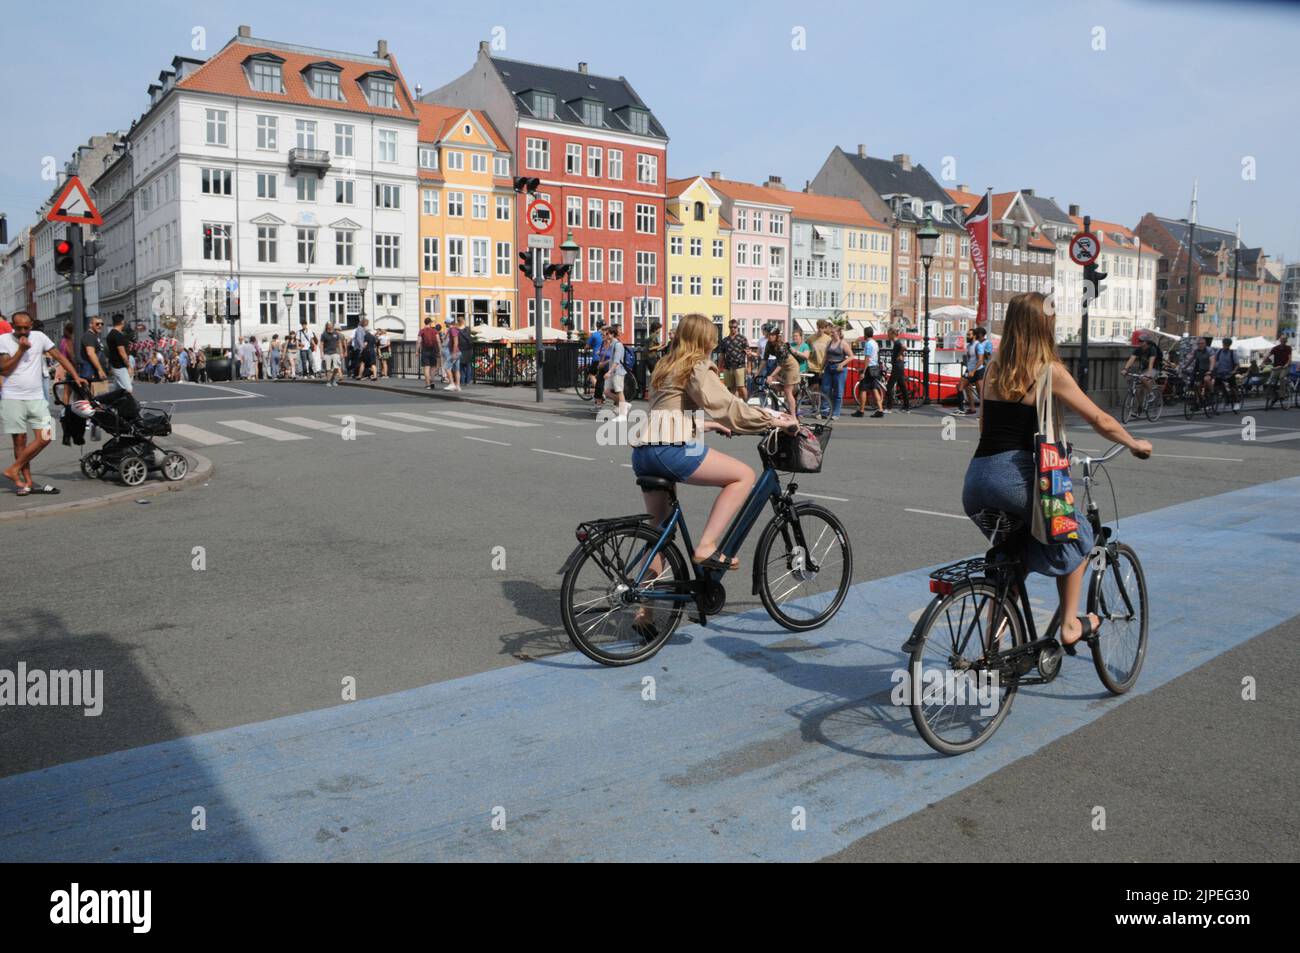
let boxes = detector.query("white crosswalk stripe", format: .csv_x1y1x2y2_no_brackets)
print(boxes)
1255,431,1300,443
170,423,241,446
1127,423,1204,435
431,410,541,428
218,419,312,441
330,414,431,433
276,417,374,437
382,412,486,430
1189,427,1246,439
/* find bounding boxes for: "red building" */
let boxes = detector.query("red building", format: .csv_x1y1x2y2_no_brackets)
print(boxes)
426,43,669,341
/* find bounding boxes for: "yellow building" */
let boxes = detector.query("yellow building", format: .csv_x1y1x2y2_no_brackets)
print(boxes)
666,177,731,334
843,218,892,327
416,104,516,329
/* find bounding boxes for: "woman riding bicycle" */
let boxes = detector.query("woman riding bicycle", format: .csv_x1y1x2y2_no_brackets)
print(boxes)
631,312,797,572
962,292,1152,654
762,322,801,416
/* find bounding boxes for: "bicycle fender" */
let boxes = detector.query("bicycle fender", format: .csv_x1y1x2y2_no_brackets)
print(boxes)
558,543,586,577
901,597,942,653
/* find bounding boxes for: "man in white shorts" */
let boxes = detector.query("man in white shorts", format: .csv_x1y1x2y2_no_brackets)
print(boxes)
603,324,630,420
0,311,85,495
320,323,344,386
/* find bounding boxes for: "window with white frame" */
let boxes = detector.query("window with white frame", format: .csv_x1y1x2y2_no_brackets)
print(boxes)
608,249,623,283
447,192,464,217
565,143,581,174
588,198,603,229
472,194,487,220
311,69,341,101
635,204,656,234
471,152,487,174
670,235,683,255
298,291,318,324
374,233,401,269
587,146,602,177
335,178,354,204
588,247,603,282
422,237,439,273
689,237,702,257
205,109,227,146
689,276,702,296
201,168,232,196
736,279,747,301
257,226,277,263
296,176,316,201
494,156,509,177
607,149,622,180
335,229,354,266
335,123,354,157
368,77,397,109
471,238,489,277
256,115,277,150
751,244,762,267
295,119,316,150
422,189,438,215
567,196,582,227
671,275,683,295
636,154,657,184
258,290,279,325
256,172,276,199
446,237,465,275
418,146,437,169
377,129,397,163
250,59,282,93
374,183,401,209
607,201,623,231
526,138,549,171
636,251,656,285
496,240,511,275
329,292,348,323
297,227,317,264
769,280,784,303
446,150,464,171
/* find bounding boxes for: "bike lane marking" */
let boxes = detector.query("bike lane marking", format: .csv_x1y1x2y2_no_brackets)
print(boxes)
1,475,1296,862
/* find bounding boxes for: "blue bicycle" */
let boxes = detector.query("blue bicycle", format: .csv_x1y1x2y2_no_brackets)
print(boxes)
559,427,853,665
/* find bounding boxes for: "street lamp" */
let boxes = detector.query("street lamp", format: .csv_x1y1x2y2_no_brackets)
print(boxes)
355,266,369,328
916,212,941,404
560,231,580,269
281,284,295,332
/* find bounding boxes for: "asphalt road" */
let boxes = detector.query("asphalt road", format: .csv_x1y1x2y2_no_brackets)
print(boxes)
1,378,1297,861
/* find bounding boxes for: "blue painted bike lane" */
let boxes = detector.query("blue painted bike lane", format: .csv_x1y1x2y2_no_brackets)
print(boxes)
2,476,1297,862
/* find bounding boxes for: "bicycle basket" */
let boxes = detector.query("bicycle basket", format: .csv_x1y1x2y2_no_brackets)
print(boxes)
759,423,831,473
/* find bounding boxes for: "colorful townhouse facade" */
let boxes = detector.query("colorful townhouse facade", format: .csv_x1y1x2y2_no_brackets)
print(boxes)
427,44,669,341
704,174,791,341
415,104,516,330
665,176,731,332
783,187,891,334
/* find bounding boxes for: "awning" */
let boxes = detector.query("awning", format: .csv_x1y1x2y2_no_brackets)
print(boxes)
794,318,818,335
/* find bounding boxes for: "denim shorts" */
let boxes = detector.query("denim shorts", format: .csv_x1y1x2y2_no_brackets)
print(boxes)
631,442,708,482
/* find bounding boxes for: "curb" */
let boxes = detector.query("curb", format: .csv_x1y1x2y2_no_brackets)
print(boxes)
0,450,215,523
283,377,593,419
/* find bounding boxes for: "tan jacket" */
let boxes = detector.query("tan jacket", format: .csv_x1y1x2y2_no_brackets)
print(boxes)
806,332,830,373
634,360,774,444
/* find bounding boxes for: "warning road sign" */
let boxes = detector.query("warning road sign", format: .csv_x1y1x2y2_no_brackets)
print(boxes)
527,199,555,234
1069,231,1100,266
46,176,103,226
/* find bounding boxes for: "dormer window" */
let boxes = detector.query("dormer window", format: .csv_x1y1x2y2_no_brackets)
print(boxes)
312,69,342,101
247,56,284,93
531,91,556,119
624,108,649,135
581,100,604,127
367,76,397,109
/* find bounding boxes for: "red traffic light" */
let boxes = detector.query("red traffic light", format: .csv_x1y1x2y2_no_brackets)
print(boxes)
55,240,71,255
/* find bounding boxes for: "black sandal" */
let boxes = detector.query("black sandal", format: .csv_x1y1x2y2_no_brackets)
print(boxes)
1063,614,1101,656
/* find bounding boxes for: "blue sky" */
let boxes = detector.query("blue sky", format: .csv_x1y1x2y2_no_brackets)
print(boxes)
2,0,1298,259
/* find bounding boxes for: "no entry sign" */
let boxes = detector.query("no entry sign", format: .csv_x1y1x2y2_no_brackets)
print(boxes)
1069,231,1100,266
527,199,555,234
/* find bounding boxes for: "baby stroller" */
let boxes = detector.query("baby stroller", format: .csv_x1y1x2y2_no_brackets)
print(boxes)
60,383,189,487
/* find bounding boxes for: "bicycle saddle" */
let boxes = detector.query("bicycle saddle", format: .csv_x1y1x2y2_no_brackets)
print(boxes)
971,508,1024,545
635,475,676,493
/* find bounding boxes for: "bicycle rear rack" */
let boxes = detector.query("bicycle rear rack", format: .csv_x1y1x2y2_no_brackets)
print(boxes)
574,514,653,543
927,554,1020,596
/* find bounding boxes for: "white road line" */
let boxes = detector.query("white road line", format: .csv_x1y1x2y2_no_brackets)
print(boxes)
276,416,374,437
218,419,312,441
170,423,241,446
1127,423,1207,435
905,507,968,520
432,410,540,428
463,436,511,447
797,492,851,502
331,414,431,433
1151,452,1244,462
382,411,486,430
531,448,595,461
1254,431,1300,443
1189,427,1246,439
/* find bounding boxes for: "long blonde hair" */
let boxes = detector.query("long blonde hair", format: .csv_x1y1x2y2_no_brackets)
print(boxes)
650,313,719,391
984,292,1057,402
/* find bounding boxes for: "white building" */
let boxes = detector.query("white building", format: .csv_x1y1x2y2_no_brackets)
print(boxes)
89,141,137,327
125,26,421,349
0,227,31,319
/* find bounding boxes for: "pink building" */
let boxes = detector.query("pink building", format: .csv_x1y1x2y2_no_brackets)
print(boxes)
705,175,792,342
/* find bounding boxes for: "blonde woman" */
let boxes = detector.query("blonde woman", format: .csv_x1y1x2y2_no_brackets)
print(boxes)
631,313,797,573
962,292,1152,653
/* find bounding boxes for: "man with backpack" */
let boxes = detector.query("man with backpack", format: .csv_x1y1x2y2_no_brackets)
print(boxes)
603,324,630,419
1213,337,1240,412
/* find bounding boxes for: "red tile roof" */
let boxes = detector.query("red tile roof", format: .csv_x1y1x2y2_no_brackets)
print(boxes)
416,103,510,152
780,189,889,230
704,177,795,210
176,37,418,120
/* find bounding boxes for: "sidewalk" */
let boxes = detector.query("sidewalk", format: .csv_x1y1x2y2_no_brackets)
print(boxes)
0,438,213,522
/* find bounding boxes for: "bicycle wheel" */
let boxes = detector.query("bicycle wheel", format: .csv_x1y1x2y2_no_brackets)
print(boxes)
909,580,1024,756
1145,387,1164,422
1182,389,1195,420
1210,387,1223,417
560,524,690,665
1087,542,1148,694
754,501,852,631
1120,390,1137,424
574,369,593,401
796,385,820,419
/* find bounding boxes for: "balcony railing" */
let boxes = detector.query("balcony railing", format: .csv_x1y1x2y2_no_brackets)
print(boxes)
288,148,331,178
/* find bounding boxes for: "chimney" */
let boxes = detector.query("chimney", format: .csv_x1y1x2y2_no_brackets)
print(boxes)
764,175,785,190
578,62,588,74
376,40,389,59
1022,188,1035,197
710,170,722,180
893,153,912,171
1068,203,1080,217
415,83,423,99
957,183,969,193
237,24,251,38
804,180,811,193
857,144,867,158
478,40,490,55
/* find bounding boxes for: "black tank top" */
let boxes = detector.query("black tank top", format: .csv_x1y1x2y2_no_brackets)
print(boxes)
974,399,1037,457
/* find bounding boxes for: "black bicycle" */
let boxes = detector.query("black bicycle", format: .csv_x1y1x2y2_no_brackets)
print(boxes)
1182,373,1216,420
559,426,852,665
1120,372,1164,423
904,443,1148,755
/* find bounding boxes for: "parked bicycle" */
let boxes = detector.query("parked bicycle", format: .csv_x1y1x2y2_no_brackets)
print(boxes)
559,425,852,665
904,443,1148,756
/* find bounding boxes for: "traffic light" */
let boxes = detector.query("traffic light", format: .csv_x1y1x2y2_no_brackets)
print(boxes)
1083,261,1107,307
518,250,534,280
542,263,571,280
83,239,99,276
203,226,214,258
54,235,75,276
513,176,540,194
